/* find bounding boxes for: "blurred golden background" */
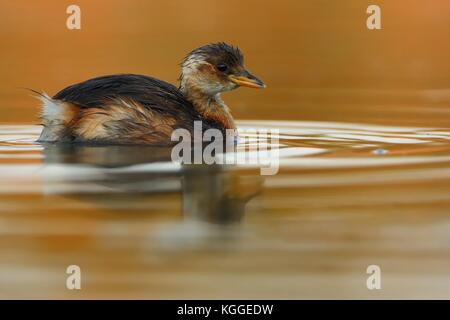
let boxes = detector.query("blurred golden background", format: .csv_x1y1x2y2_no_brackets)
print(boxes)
1,1,450,300
0,0,449,126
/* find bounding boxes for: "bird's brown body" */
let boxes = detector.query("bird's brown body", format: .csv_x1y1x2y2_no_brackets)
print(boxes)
37,43,265,145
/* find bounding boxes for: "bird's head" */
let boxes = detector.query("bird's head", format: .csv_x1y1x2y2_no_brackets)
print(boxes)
180,42,265,96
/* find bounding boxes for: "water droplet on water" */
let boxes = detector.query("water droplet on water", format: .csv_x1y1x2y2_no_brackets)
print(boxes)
373,148,388,155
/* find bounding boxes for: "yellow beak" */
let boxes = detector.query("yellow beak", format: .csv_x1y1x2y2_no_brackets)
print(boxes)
228,72,266,89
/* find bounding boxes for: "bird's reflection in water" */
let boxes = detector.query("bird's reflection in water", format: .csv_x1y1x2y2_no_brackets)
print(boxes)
42,143,263,247
42,143,174,167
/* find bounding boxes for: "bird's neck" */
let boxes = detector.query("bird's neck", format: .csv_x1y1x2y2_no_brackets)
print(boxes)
180,82,236,130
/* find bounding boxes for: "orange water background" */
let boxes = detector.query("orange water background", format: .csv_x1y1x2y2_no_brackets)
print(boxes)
0,0,449,126
0,1,450,300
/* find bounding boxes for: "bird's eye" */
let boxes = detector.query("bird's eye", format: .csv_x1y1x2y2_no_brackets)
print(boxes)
217,64,228,72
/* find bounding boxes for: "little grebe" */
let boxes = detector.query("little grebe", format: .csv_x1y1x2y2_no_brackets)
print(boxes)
37,43,265,145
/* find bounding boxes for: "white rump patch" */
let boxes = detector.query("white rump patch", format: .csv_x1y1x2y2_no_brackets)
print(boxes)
39,93,65,124
36,93,71,141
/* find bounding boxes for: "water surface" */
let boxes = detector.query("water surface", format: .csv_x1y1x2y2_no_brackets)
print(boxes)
1,120,449,299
